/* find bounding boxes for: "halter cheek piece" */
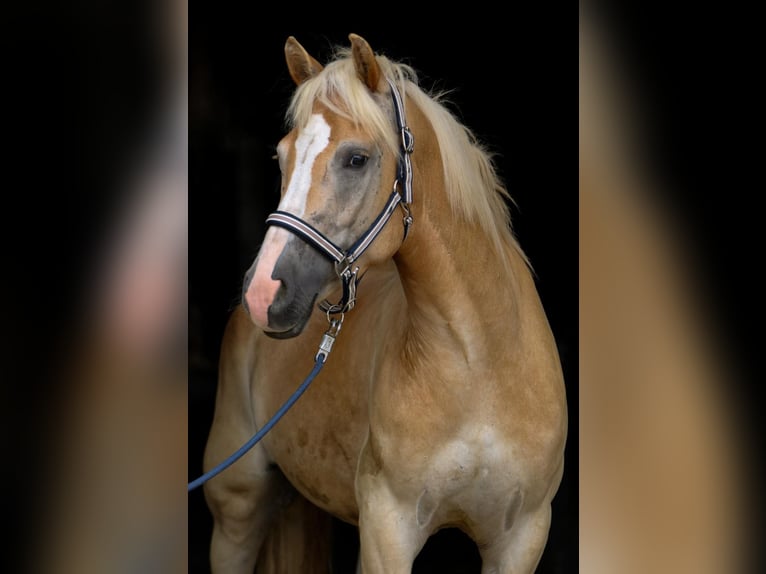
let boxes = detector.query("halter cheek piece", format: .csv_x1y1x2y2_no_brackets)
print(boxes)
265,78,414,315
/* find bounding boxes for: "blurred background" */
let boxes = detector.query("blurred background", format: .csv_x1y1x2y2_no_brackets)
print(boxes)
1,2,764,573
579,3,764,573
3,1,188,572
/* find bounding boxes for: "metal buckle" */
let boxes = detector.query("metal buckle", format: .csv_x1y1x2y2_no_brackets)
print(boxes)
318,262,359,315
399,202,413,240
401,127,414,154
400,201,413,223
334,256,353,278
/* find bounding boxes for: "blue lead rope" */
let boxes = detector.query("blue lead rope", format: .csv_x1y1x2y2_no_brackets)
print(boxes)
187,356,326,492
188,319,343,492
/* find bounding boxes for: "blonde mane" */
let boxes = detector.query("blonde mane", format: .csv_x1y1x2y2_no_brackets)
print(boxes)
287,47,527,266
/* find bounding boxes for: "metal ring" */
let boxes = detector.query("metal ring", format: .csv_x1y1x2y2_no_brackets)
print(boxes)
326,307,345,329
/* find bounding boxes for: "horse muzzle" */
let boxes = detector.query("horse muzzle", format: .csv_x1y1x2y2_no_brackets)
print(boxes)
243,235,332,338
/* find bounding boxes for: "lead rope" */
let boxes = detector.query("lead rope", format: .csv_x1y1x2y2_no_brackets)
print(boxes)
187,317,344,492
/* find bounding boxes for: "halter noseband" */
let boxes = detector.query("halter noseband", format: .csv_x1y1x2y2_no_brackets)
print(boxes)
265,78,414,315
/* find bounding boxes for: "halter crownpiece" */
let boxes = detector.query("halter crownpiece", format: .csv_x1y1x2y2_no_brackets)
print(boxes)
265,78,414,315
389,77,414,206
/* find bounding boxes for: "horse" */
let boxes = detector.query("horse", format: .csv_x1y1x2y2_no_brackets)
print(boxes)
202,33,567,573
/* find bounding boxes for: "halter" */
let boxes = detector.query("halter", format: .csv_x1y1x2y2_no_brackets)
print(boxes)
265,78,414,315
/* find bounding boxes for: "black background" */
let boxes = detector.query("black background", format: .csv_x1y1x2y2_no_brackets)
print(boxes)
189,10,577,574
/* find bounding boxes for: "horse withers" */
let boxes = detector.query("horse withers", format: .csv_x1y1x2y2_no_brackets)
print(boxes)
203,34,567,573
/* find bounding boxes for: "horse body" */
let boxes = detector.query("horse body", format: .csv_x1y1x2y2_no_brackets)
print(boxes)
203,34,566,573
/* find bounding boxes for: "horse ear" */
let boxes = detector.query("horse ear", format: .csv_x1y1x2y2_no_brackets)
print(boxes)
349,33,382,92
285,36,323,86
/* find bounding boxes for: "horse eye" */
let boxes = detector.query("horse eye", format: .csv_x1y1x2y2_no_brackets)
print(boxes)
347,153,368,168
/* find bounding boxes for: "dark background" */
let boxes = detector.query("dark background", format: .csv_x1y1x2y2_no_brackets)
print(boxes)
189,10,577,574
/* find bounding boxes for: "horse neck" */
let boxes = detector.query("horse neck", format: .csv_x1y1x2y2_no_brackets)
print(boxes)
392,106,526,368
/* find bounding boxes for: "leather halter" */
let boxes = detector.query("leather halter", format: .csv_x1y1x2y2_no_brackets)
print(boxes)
265,78,414,314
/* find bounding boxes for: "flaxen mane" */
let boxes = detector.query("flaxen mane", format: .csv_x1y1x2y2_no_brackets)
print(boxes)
286,47,528,267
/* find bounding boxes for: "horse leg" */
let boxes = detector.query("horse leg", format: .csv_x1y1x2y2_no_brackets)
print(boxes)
203,310,295,573
479,505,552,574
355,445,429,573
203,435,293,574
356,483,427,573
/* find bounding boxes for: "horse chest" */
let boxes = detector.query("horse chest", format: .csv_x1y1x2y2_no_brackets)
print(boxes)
261,372,369,523
427,434,521,523
361,421,528,535
403,424,517,491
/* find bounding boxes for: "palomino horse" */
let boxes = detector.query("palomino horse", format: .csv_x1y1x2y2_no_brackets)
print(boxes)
203,34,567,573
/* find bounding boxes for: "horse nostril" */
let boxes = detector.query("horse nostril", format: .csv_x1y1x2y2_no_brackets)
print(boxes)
267,281,292,318
272,273,290,297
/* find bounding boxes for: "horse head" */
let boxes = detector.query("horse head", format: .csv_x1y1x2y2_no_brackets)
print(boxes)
243,34,410,338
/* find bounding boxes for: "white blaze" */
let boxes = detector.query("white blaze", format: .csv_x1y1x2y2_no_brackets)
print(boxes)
246,113,331,328
279,113,331,216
